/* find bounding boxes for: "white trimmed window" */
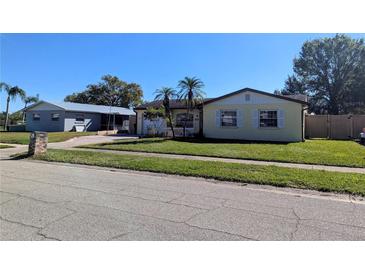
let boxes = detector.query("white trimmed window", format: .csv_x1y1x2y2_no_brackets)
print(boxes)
221,110,237,127
51,113,60,121
259,110,278,128
33,113,40,121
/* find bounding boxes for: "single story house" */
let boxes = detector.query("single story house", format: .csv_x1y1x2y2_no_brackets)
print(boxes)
135,88,308,142
135,98,212,137
23,101,136,133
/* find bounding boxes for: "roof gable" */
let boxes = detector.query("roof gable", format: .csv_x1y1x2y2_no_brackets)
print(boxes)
204,88,308,106
25,101,65,111
135,98,213,110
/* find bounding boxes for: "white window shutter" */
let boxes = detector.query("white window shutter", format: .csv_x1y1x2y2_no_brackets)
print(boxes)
237,110,243,127
215,110,221,127
278,109,285,128
252,110,259,128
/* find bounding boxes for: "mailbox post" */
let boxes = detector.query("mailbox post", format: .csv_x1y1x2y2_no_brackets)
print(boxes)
28,131,48,156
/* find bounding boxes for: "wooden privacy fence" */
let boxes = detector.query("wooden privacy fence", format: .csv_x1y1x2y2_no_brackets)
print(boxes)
305,114,365,140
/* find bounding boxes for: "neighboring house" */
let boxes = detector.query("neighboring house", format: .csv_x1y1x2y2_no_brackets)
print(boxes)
135,88,308,142
24,101,135,132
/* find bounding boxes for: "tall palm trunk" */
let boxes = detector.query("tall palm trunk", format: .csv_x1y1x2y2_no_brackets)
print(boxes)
4,96,10,130
167,111,175,138
163,96,175,139
22,102,28,123
183,103,188,137
184,107,190,138
183,90,193,137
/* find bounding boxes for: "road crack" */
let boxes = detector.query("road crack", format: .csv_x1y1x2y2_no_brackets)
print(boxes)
36,231,61,241
290,208,301,240
0,215,40,229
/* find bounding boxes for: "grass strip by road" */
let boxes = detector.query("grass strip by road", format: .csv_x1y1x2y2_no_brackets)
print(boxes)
0,144,14,149
33,149,365,196
0,131,97,145
80,138,365,168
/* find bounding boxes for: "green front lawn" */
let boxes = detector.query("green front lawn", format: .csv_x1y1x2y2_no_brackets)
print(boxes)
0,144,14,149
34,149,365,196
81,138,365,168
0,131,97,145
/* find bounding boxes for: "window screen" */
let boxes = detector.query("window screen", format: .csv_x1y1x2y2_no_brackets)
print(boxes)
259,110,278,127
175,113,193,128
221,110,237,127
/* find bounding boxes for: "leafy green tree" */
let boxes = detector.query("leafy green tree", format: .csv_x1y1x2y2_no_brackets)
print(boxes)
22,94,39,122
154,87,177,138
9,111,23,124
178,77,205,137
64,75,143,108
281,76,307,95
145,106,165,120
282,34,365,114
0,82,26,129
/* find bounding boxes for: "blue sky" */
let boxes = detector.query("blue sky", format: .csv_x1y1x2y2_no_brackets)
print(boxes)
1,33,364,112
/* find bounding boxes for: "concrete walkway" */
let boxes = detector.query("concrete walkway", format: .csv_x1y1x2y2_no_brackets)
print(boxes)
69,148,365,174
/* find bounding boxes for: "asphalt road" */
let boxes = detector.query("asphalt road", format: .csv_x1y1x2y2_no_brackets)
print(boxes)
1,159,365,240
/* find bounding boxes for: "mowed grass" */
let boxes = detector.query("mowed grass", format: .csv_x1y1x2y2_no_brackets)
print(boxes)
81,138,365,168
0,144,14,149
34,149,365,196
0,131,97,145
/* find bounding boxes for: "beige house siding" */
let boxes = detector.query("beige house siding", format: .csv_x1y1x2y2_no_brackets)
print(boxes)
203,91,304,142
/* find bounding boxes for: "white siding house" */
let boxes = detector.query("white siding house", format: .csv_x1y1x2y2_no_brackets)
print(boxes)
134,88,308,142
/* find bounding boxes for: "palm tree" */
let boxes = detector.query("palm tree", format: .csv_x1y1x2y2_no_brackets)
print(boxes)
22,94,39,122
1,83,26,130
154,87,177,138
178,77,205,137
0,82,11,113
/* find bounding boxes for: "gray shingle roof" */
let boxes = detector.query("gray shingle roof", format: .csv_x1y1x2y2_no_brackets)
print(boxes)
134,98,213,110
26,101,135,115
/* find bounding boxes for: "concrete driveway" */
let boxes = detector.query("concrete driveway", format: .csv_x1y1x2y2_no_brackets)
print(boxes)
1,159,365,240
49,134,138,149
0,134,137,159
